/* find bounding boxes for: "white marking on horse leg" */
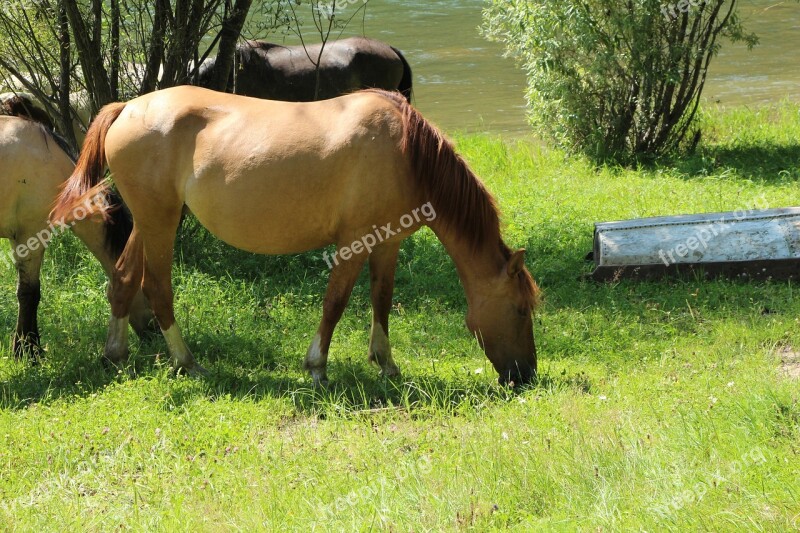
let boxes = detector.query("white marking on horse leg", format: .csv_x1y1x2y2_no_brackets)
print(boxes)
369,323,400,377
162,324,206,375
104,316,130,363
304,334,328,386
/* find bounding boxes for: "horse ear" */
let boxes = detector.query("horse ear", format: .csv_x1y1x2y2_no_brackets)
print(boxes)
506,249,526,277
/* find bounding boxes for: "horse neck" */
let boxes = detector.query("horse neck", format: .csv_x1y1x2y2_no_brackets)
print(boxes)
430,222,504,302
70,217,116,277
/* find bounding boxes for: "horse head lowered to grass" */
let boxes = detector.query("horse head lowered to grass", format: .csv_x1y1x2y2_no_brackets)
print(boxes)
51,86,539,385
0,96,154,360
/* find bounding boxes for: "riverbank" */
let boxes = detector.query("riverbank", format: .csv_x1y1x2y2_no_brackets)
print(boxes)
262,0,800,136
0,103,798,529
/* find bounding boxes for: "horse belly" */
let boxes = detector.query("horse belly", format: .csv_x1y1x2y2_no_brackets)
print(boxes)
184,174,339,255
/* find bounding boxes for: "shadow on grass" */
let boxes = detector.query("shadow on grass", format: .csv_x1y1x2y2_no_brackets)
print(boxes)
0,345,592,416
2,215,789,411
186,363,591,418
0,349,118,410
672,142,800,182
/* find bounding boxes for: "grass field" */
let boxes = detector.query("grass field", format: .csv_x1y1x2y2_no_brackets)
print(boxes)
0,103,799,531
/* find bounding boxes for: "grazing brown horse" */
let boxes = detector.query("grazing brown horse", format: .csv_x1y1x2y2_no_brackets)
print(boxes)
52,86,538,385
0,98,153,359
197,37,413,103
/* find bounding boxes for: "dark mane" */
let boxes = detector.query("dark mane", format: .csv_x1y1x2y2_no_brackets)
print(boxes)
1,94,77,163
1,94,54,129
366,89,540,309
368,89,501,249
248,40,283,53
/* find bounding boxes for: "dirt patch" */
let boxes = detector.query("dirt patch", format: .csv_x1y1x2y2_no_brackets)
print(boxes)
778,347,800,380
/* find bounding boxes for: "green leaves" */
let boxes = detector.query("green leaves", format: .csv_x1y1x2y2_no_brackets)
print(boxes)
483,0,761,164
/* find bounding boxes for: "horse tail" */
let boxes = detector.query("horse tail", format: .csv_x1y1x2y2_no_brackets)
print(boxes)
390,46,413,103
50,101,132,257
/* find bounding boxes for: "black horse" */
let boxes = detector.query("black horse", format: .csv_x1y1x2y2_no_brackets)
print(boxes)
197,37,412,103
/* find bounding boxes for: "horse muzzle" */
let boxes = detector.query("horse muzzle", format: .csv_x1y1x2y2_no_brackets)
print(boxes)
497,361,537,387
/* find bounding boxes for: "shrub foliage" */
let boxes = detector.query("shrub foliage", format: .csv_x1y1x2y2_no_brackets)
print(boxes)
483,0,760,162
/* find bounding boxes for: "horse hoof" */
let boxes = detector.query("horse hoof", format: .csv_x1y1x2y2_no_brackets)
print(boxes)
103,346,129,365
13,336,43,363
189,363,209,377
309,368,329,388
177,363,209,378
368,349,400,379
101,356,126,373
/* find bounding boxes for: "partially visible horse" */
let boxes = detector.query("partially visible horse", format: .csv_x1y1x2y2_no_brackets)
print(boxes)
0,93,55,130
197,37,413,103
1,90,93,147
52,86,538,385
0,96,153,359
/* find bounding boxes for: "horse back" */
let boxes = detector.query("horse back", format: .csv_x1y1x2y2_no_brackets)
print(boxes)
235,37,407,101
104,86,415,254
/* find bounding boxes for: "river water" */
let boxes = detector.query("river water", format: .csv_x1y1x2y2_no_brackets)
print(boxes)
256,0,800,136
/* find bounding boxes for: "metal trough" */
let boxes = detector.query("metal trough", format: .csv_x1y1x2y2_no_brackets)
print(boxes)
589,207,800,281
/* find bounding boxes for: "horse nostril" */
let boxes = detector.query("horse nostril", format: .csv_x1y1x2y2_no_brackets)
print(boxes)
502,366,535,387
498,371,520,387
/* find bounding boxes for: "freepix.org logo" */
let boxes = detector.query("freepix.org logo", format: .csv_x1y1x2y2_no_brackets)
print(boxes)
1,191,111,270
1,0,39,15
661,0,714,21
322,202,436,269
317,0,368,17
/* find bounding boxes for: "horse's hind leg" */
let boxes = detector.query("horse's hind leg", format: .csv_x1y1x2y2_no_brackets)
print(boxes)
104,225,145,365
138,209,205,375
304,250,368,386
367,243,401,377
10,237,44,361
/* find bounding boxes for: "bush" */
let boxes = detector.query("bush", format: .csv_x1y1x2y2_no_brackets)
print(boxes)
483,0,759,163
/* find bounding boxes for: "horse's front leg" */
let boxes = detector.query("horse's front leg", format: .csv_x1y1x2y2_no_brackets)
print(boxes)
367,243,401,377
304,247,368,386
10,237,44,361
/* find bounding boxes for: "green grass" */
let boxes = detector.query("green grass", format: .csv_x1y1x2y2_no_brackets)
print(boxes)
1,103,799,531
